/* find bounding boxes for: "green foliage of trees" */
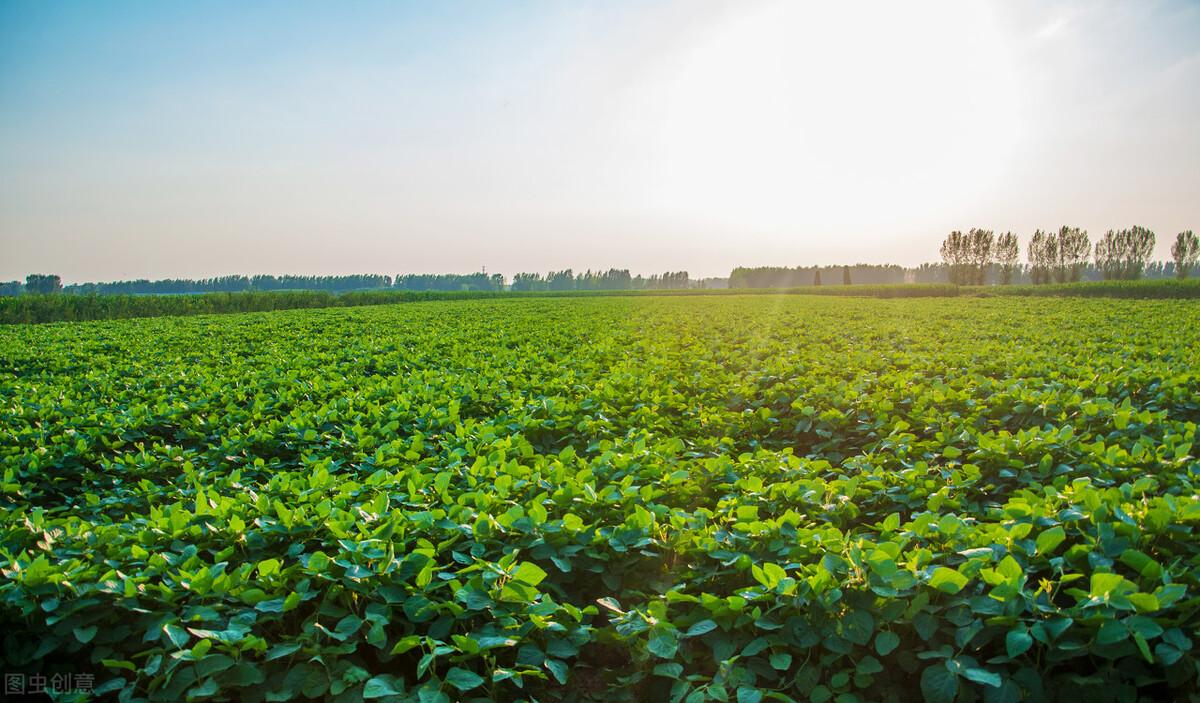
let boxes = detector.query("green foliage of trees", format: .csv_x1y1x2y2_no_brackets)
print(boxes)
994,232,1019,285
1171,231,1198,279
1096,227,1156,281
940,229,994,285
1053,227,1091,283
729,265,909,288
510,270,690,292
24,274,62,294
392,273,504,291
1028,227,1090,284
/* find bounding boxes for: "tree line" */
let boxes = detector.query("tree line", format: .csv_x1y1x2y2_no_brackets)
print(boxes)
940,227,1198,285
6,229,1196,296
511,269,693,291
729,264,905,288
0,269,707,296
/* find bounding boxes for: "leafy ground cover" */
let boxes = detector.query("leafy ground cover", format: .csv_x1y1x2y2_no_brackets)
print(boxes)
5,280,1199,325
0,285,965,325
1,295,1198,702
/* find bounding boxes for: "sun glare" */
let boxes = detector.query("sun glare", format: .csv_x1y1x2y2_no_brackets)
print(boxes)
629,1,1025,232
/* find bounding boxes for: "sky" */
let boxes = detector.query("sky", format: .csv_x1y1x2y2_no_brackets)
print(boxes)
1,0,1199,282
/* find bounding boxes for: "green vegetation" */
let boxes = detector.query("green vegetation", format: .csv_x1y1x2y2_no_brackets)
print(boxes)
7,280,1200,325
2,295,1198,702
0,285,965,325
977,279,1200,299
0,290,504,325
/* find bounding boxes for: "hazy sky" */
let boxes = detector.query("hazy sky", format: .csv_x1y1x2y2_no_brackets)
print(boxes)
2,0,1198,282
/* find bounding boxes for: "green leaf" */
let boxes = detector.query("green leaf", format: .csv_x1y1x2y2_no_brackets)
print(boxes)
1119,550,1163,580
545,658,569,684
226,663,267,687
736,687,763,703
857,656,884,675
962,667,1001,688
513,561,548,586
74,625,98,644
1096,620,1128,645
842,610,875,646
163,622,190,649
331,614,363,641
196,654,235,678
189,678,220,698
306,551,330,571
875,631,900,656
390,635,423,655
920,665,959,703
1090,572,1126,599
685,619,718,637
996,556,1023,580
648,630,679,659
363,675,404,698
654,662,685,679
1005,628,1032,658
1133,632,1154,663
929,567,969,594
265,642,302,661
417,687,450,703
101,659,136,672
1035,527,1066,555
770,652,793,670
444,667,485,692
1127,615,1163,640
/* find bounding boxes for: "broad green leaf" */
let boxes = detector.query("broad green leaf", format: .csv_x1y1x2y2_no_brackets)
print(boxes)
920,664,959,703
1035,527,1066,556
875,631,901,656
444,667,485,692
930,567,969,594
513,561,548,586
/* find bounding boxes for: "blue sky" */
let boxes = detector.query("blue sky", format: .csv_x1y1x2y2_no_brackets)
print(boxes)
2,1,1198,282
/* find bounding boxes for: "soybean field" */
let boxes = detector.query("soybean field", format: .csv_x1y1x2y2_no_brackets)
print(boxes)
1,295,1198,703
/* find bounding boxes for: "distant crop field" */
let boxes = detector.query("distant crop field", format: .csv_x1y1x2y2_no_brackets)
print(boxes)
2,296,1198,702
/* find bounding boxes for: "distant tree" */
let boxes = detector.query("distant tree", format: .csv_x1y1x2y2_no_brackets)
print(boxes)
912,263,949,284
995,232,1019,285
546,270,575,291
25,274,63,294
940,229,993,285
729,264,907,288
1095,226,1155,280
0,281,23,296
1028,230,1055,284
394,272,498,291
1171,231,1198,279
842,266,851,285
1094,233,1120,280
510,273,547,292
965,228,995,285
813,268,822,286
1052,226,1090,283
940,231,971,285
